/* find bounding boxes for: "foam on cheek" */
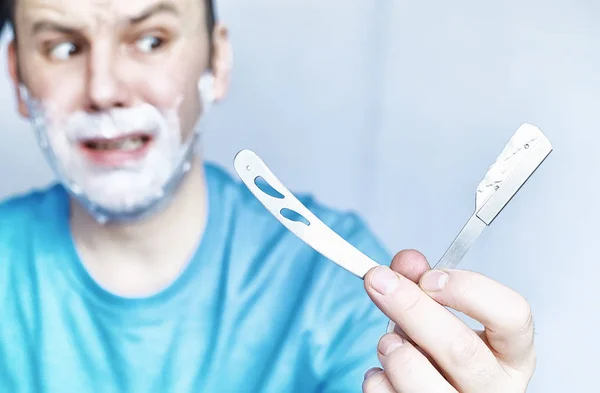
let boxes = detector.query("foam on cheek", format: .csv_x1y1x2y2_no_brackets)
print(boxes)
62,103,185,212
198,72,215,115
16,73,214,222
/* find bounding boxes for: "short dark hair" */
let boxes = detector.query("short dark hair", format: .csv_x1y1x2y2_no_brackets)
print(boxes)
0,0,216,37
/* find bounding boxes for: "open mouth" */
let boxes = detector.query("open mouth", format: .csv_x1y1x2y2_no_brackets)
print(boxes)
78,133,154,166
81,133,153,151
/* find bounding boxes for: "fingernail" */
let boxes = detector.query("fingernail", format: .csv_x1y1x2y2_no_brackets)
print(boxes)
363,367,383,380
370,266,400,295
379,334,405,356
420,270,449,292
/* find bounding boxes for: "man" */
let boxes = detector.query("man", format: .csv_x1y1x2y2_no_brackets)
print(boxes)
0,0,537,392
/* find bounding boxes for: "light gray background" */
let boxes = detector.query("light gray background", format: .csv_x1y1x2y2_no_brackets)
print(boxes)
0,1,596,391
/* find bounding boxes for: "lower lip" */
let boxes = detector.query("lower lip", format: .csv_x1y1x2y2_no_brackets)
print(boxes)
79,139,153,167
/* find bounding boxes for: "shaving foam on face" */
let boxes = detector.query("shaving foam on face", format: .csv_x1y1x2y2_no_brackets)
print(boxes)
475,124,545,210
20,72,215,223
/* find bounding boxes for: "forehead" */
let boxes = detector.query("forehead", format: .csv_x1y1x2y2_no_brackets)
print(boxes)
16,0,202,23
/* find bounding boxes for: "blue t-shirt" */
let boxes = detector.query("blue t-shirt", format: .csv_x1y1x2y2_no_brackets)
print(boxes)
0,163,391,393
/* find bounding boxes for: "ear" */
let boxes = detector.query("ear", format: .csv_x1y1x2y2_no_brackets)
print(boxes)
7,41,29,117
210,23,232,102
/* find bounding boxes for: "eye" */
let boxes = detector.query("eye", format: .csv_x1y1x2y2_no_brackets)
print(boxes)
135,35,165,53
49,42,80,60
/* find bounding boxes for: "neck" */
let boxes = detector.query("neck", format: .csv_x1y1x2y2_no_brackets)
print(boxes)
69,155,210,296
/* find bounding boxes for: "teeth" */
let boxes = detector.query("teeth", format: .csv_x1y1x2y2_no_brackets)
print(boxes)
88,136,147,151
119,138,144,151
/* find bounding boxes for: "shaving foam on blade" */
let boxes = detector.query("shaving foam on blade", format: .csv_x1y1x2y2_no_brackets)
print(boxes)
475,123,548,210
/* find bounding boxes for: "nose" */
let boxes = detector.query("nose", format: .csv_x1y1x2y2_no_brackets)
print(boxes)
86,42,131,112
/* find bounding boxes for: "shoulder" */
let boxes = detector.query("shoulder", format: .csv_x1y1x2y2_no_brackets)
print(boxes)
0,183,68,227
0,183,69,300
0,183,68,258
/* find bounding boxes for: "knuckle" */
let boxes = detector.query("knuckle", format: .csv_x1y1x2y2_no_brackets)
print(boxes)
449,331,502,387
452,270,482,297
449,330,484,366
394,286,422,313
362,370,388,392
386,344,420,377
511,345,538,376
470,363,502,388
505,295,534,337
514,299,534,334
456,278,473,298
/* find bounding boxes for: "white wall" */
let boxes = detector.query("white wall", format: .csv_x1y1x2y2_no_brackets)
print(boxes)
0,1,596,391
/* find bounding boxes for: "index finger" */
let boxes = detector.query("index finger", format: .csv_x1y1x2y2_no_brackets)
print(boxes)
419,269,536,369
364,265,502,392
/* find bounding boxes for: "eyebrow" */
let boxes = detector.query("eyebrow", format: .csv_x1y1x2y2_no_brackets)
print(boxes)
31,2,180,35
128,2,180,24
32,21,78,36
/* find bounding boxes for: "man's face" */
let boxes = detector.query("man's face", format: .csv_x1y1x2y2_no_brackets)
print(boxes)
7,0,231,215
12,0,219,136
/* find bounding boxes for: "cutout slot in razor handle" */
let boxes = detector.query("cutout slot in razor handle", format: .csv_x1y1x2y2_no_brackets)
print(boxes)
233,149,380,279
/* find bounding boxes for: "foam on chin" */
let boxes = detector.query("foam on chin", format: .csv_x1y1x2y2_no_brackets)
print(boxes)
54,104,182,211
18,72,214,224
25,97,189,219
